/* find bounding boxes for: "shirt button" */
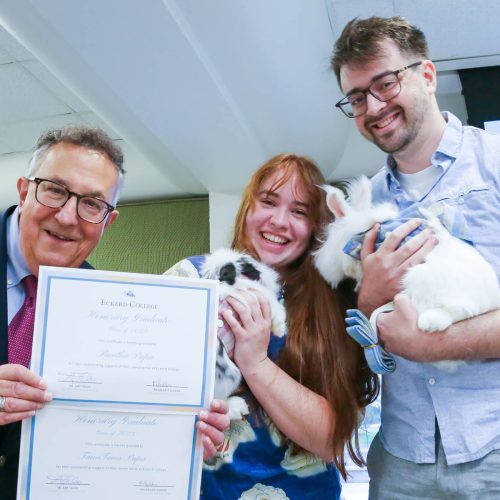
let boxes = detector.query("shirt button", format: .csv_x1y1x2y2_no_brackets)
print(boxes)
7,280,12,285
0,455,6,467
428,378,436,385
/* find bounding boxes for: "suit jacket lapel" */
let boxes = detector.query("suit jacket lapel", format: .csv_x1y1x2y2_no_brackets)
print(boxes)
0,206,17,364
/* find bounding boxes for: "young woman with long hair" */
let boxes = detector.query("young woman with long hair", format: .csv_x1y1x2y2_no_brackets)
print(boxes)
166,153,379,499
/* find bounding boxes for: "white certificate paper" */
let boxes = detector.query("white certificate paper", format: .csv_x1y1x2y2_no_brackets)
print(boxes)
18,266,219,500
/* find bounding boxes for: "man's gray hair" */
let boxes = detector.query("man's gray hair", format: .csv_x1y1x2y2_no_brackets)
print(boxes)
28,125,125,204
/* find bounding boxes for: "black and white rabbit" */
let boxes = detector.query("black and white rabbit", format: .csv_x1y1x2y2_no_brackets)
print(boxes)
202,248,286,418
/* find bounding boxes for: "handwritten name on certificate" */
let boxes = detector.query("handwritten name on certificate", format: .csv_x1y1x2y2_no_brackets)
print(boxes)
18,266,219,500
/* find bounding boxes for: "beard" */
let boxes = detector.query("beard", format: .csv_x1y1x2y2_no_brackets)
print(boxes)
362,94,429,154
373,127,412,154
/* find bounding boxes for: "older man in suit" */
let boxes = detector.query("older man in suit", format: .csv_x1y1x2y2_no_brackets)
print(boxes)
0,126,228,499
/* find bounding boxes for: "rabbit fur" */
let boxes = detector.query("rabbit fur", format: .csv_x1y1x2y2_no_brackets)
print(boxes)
314,176,500,370
201,248,286,418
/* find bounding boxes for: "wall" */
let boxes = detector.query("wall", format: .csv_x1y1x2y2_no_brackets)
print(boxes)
88,197,209,274
0,152,31,210
208,191,242,250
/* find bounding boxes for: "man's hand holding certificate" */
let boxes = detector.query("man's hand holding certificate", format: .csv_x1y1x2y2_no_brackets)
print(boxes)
17,267,219,500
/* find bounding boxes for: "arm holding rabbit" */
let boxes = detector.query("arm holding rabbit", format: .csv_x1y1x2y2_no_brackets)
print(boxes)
376,294,500,362
358,218,500,362
222,289,336,462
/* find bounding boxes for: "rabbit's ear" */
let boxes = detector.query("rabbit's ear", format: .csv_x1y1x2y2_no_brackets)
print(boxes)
322,185,349,219
349,175,372,211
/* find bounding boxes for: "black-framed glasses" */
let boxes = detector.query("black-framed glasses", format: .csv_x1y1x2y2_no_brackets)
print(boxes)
335,61,422,118
28,177,115,224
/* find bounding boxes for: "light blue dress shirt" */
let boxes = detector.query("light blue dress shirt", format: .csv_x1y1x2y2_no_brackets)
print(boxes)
6,208,31,323
371,112,500,465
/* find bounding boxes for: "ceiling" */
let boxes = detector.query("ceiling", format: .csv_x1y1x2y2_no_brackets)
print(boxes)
0,0,499,210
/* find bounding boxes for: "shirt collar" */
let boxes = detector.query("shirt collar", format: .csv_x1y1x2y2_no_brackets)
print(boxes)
432,111,462,161
383,111,462,192
6,207,31,287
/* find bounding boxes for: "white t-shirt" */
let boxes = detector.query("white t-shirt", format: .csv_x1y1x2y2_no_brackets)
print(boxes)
395,165,441,201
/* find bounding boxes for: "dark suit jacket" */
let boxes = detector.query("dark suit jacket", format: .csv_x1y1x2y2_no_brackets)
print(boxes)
0,206,93,499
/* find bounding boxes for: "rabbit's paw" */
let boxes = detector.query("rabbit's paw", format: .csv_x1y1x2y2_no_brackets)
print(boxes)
418,309,453,332
227,396,249,421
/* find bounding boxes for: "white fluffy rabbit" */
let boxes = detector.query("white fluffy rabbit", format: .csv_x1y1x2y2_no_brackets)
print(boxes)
314,176,500,369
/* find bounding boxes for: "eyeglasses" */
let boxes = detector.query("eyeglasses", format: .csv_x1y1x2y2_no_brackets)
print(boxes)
28,177,115,224
335,61,422,118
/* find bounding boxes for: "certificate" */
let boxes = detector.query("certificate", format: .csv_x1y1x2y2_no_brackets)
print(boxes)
18,266,219,500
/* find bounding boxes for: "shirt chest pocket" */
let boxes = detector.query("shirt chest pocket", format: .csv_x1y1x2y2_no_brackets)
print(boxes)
434,184,491,208
430,184,494,245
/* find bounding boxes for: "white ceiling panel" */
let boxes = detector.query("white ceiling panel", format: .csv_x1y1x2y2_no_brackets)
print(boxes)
327,0,500,70
398,0,500,64
174,0,349,178
0,0,209,193
0,46,12,64
55,0,267,190
0,0,498,208
0,137,15,155
32,0,265,191
0,24,33,61
0,113,83,152
78,112,121,140
326,0,396,36
22,60,89,113
0,63,70,124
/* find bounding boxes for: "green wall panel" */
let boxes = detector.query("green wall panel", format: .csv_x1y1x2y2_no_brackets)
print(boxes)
88,198,209,274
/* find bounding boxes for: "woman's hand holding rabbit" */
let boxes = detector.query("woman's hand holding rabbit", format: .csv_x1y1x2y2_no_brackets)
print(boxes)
221,289,272,375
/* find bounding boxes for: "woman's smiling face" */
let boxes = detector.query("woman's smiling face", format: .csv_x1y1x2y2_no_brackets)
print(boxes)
244,171,313,272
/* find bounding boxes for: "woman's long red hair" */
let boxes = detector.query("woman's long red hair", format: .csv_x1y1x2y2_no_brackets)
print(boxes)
231,153,379,478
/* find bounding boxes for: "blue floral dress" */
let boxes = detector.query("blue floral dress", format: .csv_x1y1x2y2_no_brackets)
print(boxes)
166,256,341,500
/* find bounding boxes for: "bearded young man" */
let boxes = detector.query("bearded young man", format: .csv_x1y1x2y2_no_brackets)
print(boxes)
332,16,500,499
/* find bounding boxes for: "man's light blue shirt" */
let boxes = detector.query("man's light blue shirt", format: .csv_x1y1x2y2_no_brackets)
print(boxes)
371,112,500,465
6,208,31,323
